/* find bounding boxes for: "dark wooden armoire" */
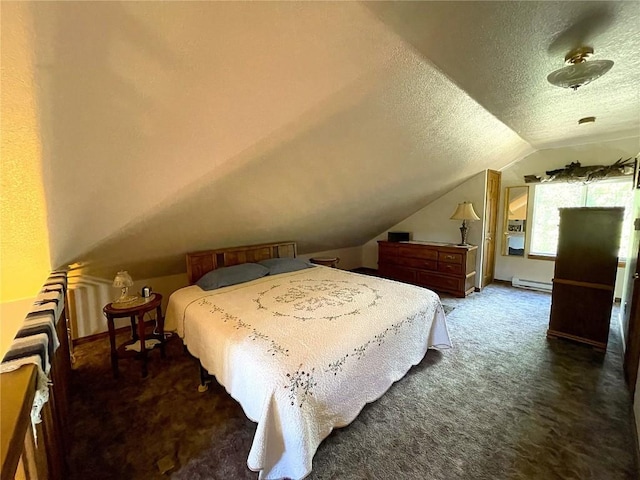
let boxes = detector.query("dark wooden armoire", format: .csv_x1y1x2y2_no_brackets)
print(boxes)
547,207,624,351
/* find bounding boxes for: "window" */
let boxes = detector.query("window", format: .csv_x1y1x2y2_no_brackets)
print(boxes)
530,179,633,259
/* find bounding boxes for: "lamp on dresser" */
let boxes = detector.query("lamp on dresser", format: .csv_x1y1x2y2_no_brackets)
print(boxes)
450,202,480,246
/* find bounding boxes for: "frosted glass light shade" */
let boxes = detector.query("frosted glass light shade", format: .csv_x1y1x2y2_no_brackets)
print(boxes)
547,59,613,90
113,270,136,303
112,270,133,288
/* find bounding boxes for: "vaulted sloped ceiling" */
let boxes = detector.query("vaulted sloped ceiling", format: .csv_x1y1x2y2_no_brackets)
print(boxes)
366,1,640,147
20,1,639,279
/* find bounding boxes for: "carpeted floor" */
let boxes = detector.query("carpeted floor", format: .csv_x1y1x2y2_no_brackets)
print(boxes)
66,283,638,479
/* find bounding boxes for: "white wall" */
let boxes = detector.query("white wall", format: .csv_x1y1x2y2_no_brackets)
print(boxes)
495,138,640,297
362,171,487,288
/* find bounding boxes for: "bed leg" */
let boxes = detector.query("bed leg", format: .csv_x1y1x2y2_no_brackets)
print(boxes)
198,363,212,393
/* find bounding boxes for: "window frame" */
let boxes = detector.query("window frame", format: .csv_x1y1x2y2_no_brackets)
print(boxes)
526,177,632,265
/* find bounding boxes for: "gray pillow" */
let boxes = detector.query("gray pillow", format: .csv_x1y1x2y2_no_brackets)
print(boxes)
258,258,314,275
196,263,269,291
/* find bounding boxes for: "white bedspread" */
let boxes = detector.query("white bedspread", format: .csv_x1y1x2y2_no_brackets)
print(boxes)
165,266,451,479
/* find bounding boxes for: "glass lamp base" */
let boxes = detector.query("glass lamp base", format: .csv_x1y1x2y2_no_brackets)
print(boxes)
114,295,138,304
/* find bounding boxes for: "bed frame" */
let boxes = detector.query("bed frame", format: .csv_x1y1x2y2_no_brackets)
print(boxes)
185,241,298,391
186,241,297,285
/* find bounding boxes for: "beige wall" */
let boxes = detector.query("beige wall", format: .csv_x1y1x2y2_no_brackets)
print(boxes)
34,1,405,271
69,272,188,339
0,3,52,356
362,171,487,288
0,299,40,358
70,246,362,339
298,247,362,272
25,1,531,281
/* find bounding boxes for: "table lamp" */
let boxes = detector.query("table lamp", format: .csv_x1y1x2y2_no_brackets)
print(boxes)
450,202,480,246
113,270,136,303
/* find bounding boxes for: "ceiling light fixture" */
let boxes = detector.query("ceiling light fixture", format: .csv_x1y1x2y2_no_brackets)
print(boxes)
547,46,613,91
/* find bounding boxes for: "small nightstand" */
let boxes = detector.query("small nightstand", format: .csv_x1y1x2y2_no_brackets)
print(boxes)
310,257,340,268
103,293,165,378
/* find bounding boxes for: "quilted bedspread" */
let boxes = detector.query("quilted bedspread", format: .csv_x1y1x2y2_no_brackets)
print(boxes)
165,266,451,479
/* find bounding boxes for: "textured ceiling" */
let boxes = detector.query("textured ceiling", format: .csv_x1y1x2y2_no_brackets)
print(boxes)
8,1,638,279
367,1,640,148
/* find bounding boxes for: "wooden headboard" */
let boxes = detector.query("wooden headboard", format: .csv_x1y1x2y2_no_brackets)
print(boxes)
186,241,297,285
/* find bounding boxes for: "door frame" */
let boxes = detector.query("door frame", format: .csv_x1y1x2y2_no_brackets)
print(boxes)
482,170,501,289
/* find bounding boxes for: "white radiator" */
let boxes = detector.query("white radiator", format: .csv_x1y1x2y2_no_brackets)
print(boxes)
511,277,553,293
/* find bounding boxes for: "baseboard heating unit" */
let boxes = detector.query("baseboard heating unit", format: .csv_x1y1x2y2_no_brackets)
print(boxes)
511,277,553,293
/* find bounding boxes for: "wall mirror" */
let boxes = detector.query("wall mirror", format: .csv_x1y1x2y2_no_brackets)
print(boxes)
502,186,529,256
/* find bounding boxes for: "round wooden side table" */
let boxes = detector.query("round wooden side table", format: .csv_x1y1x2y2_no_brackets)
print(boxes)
103,293,165,378
310,257,340,268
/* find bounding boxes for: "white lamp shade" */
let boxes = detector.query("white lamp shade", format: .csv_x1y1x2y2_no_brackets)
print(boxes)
450,202,480,221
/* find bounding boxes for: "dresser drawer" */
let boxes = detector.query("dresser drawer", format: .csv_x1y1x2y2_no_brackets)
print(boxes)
398,245,438,261
378,243,398,259
396,257,437,271
438,262,463,275
417,271,463,293
378,264,416,284
438,251,463,264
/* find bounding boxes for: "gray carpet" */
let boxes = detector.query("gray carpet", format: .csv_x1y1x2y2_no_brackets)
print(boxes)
66,283,638,479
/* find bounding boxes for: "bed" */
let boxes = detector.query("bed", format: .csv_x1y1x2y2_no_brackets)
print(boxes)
164,241,451,479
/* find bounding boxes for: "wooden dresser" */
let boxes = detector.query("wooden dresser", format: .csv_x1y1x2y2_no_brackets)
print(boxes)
547,207,624,351
377,241,477,297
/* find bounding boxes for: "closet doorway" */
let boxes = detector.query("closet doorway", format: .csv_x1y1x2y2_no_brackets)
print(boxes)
482,170,501,288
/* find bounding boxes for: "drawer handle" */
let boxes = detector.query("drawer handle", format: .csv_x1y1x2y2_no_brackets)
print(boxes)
444,255,455,260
